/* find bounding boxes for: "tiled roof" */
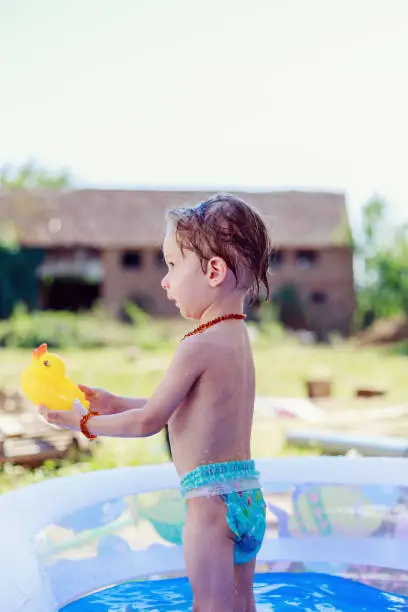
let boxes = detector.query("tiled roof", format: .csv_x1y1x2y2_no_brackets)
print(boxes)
0,188,351,249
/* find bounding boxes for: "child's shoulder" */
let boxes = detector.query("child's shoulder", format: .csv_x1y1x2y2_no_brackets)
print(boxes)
176,331,217,357
168,333,217,381
177,326,244,360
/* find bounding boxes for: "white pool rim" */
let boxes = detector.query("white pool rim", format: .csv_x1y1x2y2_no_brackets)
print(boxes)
0,456,407,611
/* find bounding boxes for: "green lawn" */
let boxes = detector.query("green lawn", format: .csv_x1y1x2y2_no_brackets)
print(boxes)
254,339,407,402
1,325,407,493
3,333,407,401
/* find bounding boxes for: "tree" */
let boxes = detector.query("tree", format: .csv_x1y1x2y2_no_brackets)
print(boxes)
0,160,75,318
0,159,75,247
0,159,73,190
356,196,408,328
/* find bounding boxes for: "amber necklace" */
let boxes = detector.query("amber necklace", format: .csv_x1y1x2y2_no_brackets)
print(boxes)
181,313,247,342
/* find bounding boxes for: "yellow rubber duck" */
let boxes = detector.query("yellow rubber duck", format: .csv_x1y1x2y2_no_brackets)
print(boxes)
20,343,89,411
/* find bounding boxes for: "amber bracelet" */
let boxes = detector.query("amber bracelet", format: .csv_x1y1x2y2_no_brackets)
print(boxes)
80,409,99,440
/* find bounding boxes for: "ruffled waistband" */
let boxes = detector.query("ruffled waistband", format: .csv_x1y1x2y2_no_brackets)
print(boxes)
180,460,260,498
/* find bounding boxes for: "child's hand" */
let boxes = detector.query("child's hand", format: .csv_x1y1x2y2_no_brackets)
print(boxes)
39,399,87,431
78,385,115,414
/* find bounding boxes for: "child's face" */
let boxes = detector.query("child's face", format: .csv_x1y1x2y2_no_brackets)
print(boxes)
161,227,210,320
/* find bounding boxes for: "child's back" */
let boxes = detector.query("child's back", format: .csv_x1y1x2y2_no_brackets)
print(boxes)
170,320,255,475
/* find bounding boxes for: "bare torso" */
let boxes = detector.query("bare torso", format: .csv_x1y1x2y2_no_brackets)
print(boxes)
168,321,255,476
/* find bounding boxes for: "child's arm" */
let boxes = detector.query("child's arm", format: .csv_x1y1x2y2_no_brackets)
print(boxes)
111,396,147,413
40,338,205,438
78,385,147,414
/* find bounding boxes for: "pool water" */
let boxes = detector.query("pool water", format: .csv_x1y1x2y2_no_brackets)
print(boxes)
62,572,408,611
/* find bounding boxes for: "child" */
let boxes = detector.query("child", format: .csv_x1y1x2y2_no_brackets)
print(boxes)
40,193,272,612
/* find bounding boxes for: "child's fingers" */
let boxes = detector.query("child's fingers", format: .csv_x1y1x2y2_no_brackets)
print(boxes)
38,405,63,426
38,404,50,419
78,384,96,398
39,403,82,431
72,399,87,417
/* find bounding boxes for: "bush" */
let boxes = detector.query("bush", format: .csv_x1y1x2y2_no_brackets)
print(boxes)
122,301,180,351
0,305,136,349
0,304,182,351
252,301,285,343
390,341,408,356
272,284,307,330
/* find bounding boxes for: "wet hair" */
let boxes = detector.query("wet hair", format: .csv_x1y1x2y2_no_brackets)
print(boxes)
166,193,272,302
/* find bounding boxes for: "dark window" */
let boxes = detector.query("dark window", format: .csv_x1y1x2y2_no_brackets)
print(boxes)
122,251,143,269
310,291,327,305
269,250,284,269
155,249,166,268
296,250,319,268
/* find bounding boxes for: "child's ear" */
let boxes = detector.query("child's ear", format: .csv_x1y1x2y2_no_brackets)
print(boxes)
207,257,228,287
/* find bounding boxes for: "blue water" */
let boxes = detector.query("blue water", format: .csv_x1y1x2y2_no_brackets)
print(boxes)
62,572,408,611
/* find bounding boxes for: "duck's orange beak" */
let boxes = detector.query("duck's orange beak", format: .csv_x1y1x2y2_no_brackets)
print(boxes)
33,343,47,360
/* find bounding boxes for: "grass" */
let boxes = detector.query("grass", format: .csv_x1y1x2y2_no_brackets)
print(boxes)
1,319,407,493
254,336,408,402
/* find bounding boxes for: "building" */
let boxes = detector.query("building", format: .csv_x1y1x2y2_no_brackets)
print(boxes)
0,188,354,335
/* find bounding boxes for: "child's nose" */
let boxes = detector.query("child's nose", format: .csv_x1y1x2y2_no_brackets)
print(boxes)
161,275,169,290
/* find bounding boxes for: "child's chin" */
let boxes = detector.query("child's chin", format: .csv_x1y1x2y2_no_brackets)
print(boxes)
179,308,195,320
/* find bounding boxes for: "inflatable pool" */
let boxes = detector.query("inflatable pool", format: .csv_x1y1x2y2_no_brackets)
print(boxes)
1,457,408,611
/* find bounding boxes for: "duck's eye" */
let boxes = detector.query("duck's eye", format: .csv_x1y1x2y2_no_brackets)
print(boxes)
43,360,50,367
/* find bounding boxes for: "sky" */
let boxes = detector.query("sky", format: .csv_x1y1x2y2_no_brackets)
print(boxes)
1,0,408,231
